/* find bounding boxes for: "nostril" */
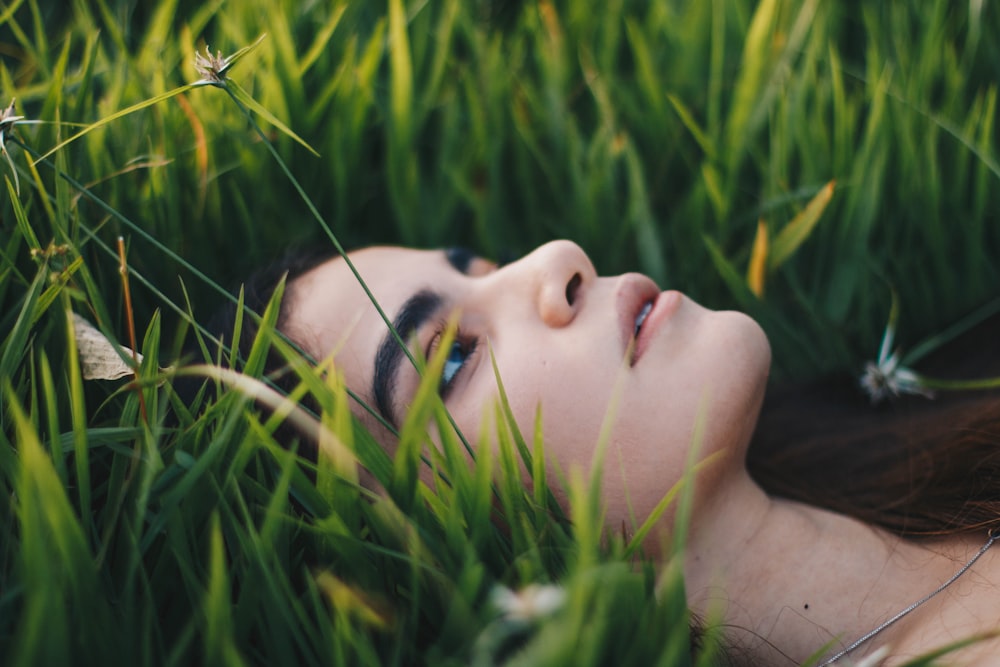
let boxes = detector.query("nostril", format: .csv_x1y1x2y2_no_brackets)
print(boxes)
565,272,582,306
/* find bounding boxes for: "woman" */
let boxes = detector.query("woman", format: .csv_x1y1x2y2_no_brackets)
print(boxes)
218,239,1000,666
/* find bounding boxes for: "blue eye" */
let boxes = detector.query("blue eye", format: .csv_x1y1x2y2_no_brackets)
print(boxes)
440,338,476,396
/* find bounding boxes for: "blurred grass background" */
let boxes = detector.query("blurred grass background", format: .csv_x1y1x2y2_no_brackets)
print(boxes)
0,0,998,665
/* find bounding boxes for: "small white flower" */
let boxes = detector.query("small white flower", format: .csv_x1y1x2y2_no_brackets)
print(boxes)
859,353,932,404
859,311,933,404
490,584,566,622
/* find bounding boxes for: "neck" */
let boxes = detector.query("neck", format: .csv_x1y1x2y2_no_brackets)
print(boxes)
681,472,991,664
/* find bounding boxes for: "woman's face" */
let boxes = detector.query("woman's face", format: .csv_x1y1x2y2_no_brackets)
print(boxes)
284,240,771,531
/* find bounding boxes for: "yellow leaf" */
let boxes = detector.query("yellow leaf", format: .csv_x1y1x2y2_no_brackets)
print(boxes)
769,179,835,270
747,218,769,297
315,571,392,630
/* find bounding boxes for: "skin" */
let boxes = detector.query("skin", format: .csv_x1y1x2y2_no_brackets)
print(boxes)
282,240,1000,666
283,240,770,532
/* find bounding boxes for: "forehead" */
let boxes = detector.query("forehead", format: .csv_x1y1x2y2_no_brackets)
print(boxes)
285,245,446,348
282,246,446,387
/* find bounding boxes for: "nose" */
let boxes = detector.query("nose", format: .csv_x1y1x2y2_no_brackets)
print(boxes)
515,240,597,327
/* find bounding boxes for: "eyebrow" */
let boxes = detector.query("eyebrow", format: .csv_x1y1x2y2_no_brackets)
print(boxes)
371,249,482,427
372,289,443,427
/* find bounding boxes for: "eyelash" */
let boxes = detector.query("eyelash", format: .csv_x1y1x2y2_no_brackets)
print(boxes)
428,327,479,399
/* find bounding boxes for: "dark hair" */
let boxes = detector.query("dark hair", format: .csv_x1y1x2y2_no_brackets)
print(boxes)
748,313,1000,538
180,245,340,444
208,245,339,368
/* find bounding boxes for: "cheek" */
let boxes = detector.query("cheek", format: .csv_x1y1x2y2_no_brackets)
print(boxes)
491,351,622,474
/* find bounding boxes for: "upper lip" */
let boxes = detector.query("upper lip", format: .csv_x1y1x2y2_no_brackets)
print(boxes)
616,273,660,358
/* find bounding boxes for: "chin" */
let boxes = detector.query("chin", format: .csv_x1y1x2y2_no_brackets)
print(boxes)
681,295,771,380
709,310,772,443
736,311,772,393
739,311,771,376
738,314,771,419
719,309,771,371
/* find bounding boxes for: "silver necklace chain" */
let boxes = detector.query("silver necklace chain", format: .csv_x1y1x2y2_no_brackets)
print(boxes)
817,528,999,667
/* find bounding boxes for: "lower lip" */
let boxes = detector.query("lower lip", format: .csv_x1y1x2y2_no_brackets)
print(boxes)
632,290,682,365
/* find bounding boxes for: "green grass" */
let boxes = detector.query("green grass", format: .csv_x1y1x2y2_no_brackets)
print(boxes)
1,0,998,665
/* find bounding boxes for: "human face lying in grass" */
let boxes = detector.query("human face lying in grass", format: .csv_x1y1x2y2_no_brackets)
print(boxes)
281,240,771,535
275,241,1000,664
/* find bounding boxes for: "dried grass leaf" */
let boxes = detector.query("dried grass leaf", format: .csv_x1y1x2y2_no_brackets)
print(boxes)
72,313,140,380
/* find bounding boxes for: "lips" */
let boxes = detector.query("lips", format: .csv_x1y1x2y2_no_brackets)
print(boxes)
617,274,661,359
629,293,658,364
615,274,683,366
633,290,682,365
